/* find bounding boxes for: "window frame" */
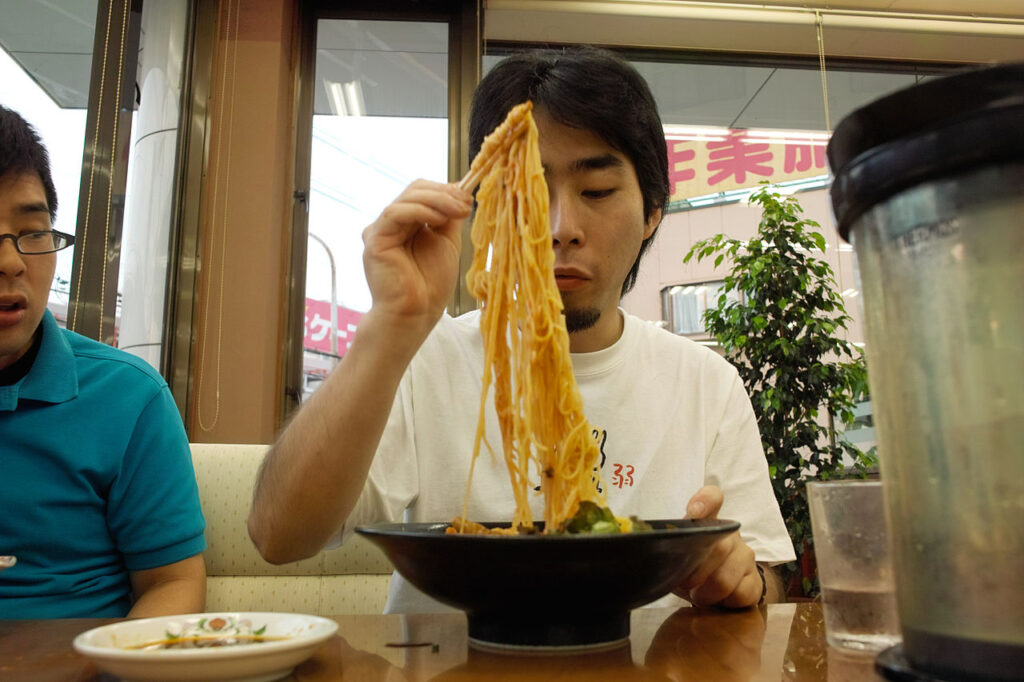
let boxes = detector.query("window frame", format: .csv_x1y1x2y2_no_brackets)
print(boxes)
282,0,481,419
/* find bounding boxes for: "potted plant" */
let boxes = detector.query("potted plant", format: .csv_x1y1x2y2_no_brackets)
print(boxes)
684,186,874,597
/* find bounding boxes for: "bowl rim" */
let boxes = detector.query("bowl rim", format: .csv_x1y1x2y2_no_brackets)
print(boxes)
355,517,740,541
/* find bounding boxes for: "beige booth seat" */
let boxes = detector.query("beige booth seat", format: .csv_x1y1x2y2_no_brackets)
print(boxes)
189,443,393,614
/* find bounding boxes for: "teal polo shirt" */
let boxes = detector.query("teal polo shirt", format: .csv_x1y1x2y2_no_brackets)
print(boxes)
0,311,205,618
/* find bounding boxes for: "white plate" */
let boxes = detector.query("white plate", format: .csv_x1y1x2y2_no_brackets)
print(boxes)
73,612,338,682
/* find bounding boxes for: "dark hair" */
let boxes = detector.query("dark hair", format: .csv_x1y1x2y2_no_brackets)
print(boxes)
469,47,669,296
0,105,58,222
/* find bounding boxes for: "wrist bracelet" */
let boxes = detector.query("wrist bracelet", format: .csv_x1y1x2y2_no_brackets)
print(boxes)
755,563,767,606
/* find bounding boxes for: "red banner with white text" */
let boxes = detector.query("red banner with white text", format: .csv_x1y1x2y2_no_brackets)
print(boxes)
303,298,364,356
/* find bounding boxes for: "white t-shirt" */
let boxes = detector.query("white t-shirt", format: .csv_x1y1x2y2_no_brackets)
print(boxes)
336,309,795,612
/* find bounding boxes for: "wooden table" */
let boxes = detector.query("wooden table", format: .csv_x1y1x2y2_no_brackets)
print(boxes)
0,603,887,681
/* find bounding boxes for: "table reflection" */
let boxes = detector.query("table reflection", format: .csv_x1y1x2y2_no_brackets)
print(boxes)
645,607,767,681
0,604,843,681
430,644,669,682
303,605,793,682
826,645,884,682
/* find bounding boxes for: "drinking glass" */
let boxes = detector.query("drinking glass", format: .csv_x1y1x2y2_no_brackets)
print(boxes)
808,480,900,652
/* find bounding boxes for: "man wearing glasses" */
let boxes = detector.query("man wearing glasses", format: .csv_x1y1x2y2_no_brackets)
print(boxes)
0,105,206,618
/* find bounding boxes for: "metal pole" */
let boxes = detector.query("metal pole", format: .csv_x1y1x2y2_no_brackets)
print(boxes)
308,233,337,356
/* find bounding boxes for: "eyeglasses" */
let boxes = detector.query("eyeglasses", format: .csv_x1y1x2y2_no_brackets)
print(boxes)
0,230,76,255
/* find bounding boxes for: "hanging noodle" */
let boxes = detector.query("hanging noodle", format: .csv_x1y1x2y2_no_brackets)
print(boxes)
450,101,623,535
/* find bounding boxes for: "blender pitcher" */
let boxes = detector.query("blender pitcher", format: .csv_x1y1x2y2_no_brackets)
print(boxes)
827,63,1024,680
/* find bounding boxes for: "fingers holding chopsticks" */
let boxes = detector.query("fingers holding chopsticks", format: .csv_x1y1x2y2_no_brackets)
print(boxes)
361,180,473,327
365,180,472,250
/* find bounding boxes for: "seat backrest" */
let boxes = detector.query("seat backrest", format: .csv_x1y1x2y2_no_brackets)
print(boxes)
189,443,392,614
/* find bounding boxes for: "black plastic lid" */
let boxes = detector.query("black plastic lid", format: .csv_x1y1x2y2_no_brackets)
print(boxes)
827,62,1024,241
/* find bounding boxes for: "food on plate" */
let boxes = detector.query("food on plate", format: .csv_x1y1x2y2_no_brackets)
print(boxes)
127,615,282,650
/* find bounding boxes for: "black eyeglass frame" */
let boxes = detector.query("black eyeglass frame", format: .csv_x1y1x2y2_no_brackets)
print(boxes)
0,230,76,255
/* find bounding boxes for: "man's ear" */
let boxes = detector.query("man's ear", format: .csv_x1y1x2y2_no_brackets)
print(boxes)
643,207,663,240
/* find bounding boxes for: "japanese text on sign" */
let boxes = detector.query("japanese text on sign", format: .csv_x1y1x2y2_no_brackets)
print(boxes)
667,130,829,205
304,298,364,356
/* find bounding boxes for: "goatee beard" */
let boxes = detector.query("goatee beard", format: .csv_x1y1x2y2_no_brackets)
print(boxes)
563,308,601,333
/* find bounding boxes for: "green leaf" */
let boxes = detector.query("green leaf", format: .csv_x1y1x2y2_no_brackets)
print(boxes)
562,501,621,534
682,187,868,579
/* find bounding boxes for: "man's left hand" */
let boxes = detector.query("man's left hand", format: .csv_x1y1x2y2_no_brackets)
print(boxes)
674,485,764,609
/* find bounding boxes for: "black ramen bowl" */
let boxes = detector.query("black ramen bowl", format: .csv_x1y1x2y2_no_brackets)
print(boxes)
356,518,739,650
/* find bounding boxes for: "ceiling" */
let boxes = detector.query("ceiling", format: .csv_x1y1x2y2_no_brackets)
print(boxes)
704,1,1024,19
1,0,1020,128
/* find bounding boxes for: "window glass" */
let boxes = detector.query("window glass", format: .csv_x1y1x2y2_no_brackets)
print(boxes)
0,1,97,326
304,19,448,399
632,61,929,210
1,1,189,373
661,281,739,338
483,54,932,211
